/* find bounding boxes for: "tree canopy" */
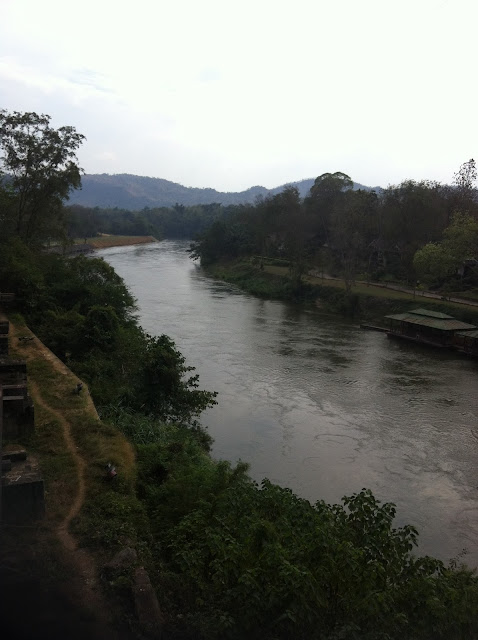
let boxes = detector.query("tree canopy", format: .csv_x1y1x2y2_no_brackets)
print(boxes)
190,161,478,294
0,109,85,244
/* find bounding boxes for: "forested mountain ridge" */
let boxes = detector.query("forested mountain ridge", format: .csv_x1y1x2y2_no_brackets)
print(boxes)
68,172,378,209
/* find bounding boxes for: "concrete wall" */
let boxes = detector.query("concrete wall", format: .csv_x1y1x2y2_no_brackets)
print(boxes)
3,478,45,523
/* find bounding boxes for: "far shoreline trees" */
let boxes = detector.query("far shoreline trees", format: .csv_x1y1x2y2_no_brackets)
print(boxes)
190,163,478,295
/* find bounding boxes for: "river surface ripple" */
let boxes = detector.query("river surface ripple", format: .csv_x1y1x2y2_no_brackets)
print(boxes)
100,240,478,567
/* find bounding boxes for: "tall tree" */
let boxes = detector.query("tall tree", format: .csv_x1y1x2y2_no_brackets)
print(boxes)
304,172,353,245
273,186,310,287
0,110,85,244
380,180,449,282
330,189,378,291
452,158,477,215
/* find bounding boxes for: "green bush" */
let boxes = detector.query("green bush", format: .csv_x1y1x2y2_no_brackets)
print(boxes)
137,440,478,640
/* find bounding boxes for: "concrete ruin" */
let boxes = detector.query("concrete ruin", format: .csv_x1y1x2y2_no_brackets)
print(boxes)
0,360,35,440
0,313,44,524
0,320,9,357
2,446,45,522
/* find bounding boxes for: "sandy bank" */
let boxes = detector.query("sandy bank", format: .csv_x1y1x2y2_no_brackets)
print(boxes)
86,235,158,249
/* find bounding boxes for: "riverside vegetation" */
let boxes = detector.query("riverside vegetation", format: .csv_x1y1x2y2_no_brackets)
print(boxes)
189,164,478,309
1,109,478,639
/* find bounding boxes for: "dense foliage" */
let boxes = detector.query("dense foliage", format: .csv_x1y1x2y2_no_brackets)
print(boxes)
0,238,217,425
0,110,84,245
128,421,478,640
66,201,233,241
190,163,478,295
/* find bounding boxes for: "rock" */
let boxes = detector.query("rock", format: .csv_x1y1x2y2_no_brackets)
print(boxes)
103,547,137,574
133,567,163,639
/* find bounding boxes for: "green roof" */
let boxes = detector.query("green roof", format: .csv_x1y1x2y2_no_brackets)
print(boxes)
455,329,478,339
385,311,476,331
407,308,454,319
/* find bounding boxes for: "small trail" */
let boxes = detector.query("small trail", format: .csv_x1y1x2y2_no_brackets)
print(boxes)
306,269,478,308
29,381,86,551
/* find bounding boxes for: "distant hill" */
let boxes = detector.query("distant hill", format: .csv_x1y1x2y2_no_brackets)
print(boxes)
68,173,380,210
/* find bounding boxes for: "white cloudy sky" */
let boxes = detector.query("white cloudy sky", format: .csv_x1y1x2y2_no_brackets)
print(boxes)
0,0,476,191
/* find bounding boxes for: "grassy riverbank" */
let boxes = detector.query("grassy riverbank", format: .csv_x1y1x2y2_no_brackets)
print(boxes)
76,235,158,249
206,260,478,326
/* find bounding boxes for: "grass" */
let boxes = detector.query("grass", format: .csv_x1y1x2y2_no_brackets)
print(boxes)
75,235,157,249
205,261,478,326
6,319,148,563
449,290,478,302
4,352,79,524
265,265,478,312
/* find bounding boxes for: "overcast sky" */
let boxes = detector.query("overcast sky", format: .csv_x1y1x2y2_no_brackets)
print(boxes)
1,0,476,192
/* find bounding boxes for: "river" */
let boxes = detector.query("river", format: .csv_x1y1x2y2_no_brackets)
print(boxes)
99,240,478,567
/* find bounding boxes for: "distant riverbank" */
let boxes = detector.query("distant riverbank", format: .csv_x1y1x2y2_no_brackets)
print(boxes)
47,235,159,256
82,234,158,249
205,259,478,326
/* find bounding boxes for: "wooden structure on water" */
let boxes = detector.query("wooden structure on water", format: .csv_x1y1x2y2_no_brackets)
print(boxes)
384,308,478,352
454,329,478,357
360,323,388,333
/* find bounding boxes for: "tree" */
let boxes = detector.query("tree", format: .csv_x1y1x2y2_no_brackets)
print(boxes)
413,243,456,288
380,180,449,282
270,186,310,286
308,172,353,201
0,110,85,244
305,172,353,245
137,334,217,425
66,205,100,241
413,213,478,289
452,159,477,215
443,211,478,261
330,189,378,291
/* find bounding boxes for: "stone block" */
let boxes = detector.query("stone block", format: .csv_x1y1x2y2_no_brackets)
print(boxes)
133,567,163,639
0,335,8,356
2,456,45,523
3,393,34,439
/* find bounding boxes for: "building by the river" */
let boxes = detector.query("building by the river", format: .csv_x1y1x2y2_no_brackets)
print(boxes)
385,308,478,351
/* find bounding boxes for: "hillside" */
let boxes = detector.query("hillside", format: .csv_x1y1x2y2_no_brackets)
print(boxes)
68,173,378,209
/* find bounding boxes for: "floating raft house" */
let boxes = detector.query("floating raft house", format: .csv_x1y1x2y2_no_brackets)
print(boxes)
384,308,477,348
454,329,478,356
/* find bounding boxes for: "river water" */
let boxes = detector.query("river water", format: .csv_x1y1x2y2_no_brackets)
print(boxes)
99,240,478,567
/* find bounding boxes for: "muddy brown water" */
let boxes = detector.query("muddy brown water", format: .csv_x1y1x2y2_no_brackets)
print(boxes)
100,240,478,567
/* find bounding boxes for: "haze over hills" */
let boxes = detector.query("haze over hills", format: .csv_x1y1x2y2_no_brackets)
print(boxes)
68,173,380,210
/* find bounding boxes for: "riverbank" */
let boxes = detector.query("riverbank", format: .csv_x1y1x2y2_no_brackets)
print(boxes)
78,235,158,249
205,259,478,327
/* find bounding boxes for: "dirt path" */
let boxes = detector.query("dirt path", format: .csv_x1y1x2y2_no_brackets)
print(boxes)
8,322,133,638
29,381,86,550
307,269,478,308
